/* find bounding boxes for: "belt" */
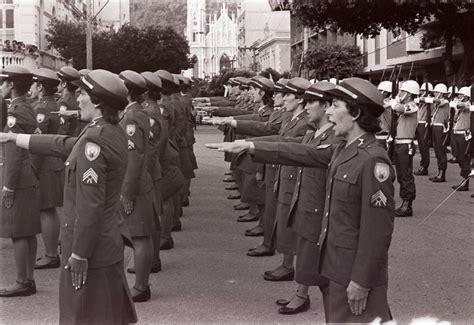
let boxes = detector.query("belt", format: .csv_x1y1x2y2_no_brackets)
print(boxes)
453,130,467,134
395,139,413,144
376,135,388,140
432,123,444,127
418,121,427,125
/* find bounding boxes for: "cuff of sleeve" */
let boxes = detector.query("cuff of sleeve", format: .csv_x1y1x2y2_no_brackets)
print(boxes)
16,134,31,149
248,141,255,154
71,253,87,261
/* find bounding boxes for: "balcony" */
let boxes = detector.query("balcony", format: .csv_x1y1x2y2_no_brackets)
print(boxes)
0,52,25,69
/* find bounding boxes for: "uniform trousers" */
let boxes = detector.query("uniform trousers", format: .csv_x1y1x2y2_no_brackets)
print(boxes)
453,134,471,178
59,261,137,325
432,125,448,170
321,280,392,323
415,123,430,169
394,143,416,201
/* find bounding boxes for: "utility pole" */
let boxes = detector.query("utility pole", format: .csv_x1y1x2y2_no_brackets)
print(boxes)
86,0,93,69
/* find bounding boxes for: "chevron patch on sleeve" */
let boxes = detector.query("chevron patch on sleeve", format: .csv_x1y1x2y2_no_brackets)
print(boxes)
370,190,387,208
82,168,98,185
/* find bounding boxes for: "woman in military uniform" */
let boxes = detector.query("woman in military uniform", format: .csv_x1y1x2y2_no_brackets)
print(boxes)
118,70,156,303
0,65,40,297
29,68,64,269
0,69,138,324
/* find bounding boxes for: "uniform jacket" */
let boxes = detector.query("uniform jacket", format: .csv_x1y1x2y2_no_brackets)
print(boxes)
394,101,418,139
253,125,339,242
32,96,65,173
454,101,471,131
181,93,196,146
119,102,153,200
142,98,163,181
235,108,289,138
29,117,128,268
317,133,395,288
3,96,38,190
57,92,83,136
432,99,450,129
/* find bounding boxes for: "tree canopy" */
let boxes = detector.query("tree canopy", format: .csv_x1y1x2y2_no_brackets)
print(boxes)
304,43,362,80
46,19,193,73
292,0,474,83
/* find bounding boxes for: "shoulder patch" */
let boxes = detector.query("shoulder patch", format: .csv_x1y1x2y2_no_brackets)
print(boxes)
7,116,16,128
126,124,136,136
370,190,387,208
37,113,45,123
82,168,98,185
85,142,101,161
374,162,390,182
128,139,135,150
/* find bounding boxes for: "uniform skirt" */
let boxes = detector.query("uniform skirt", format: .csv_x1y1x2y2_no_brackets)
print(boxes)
240,172,265,205
38,170,64,210
123,189,156,237
179,147,196,180
0,185,40,238
59,261,137,325
273,200,297,255
295,235,328,286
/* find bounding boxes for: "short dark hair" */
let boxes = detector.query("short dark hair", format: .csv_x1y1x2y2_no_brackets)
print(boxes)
11,78,33,96
64,81,78,92
344,98,381,133
148,89,161,101
40,82,58,96
261,89,274,106
89,92,120,124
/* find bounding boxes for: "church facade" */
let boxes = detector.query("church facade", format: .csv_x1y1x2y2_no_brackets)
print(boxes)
186,0,238,79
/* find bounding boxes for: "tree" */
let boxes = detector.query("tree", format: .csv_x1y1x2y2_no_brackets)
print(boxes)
46,19,193,73
292,0,474,84
304,43,362,80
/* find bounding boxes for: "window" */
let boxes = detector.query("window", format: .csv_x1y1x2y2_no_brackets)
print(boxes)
5,9,13,28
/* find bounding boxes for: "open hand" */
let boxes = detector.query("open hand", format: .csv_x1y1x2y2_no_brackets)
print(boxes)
205,141,250,153
346,280,370,316
64,256,88,290
2,189,14,208
121,196,134,215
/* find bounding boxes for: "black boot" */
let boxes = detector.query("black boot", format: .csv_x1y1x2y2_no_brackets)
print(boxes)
395,200,413,217
413,166,428,176
452,179,469,191
430,169,446,183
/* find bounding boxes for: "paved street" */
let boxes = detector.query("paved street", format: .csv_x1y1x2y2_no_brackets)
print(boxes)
0,125,472,324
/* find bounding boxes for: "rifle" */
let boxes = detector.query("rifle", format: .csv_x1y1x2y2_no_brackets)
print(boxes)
423,87,433,143
442,79,456,147
466,77,474,156
387,65,401,160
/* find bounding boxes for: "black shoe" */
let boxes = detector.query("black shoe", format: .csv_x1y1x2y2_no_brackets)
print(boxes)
452,179,469,191
160,238,174,250
247,248,274,257
132,286,151,303
234,203,250,210
0,281,35,297
276,299,290,306
245,226,263,237
223,177,236,183
278,295,310,315
181,197,189,207
35,255,60,269
395,200,413,217
172,221,182,232
448,157,459,164
413,167,428,176
264,269,294,281
225,185,239,190
237,213,259,222
151,260,162,273
227,194,241,200
430,169,446,183
27,280,36,294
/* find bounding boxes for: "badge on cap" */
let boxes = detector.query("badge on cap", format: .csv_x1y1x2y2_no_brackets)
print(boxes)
85,142,101,161
128,139,135,150
370,190,387,208
374,162,390,182
82,168,98,185
7,116,16,128
37,113,45,123
126,124,136,136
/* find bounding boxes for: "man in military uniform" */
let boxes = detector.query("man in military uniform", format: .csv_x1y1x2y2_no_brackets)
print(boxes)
391,80,420,217
414,82,434,176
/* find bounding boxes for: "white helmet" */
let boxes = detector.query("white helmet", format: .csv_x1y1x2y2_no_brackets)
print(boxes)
458,86,471,98
378,81,392,93
309,79,317,84
448,86,459,94
329,78,337,85
420,82,433,92
433,83,448,94
400,80,420,96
